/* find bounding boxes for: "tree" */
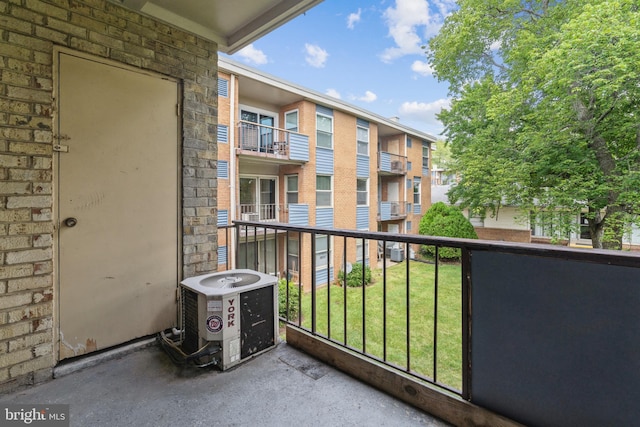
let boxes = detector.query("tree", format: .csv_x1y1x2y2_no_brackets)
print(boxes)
428,0,640,249
419,202,478,260
432,139,456,184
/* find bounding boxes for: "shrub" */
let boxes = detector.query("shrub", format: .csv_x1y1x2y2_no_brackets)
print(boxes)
338,262,372,287
278,279,300,320
419,202,478,261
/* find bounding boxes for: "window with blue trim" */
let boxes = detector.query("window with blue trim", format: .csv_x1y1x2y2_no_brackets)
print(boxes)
316,113,333,149
413,177,421,204
357,125,369,155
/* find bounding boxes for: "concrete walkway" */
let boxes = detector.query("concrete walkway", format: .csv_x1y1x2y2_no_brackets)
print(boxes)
1,341,450,426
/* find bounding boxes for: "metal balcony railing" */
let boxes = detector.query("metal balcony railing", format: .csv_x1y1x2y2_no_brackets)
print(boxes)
238,203,280,222
378,201,406,221
378,152,407,175
222,221,640,427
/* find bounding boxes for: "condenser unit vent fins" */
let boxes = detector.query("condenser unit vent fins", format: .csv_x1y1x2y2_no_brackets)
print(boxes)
182,288,199,354
241,286,275,359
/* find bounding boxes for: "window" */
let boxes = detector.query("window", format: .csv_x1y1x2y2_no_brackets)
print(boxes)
316,113,333,148
316,235,330,269
356,238,369,264
413,178,421,204
239,176,277,220
285,110,298,132
286,175,298,205
316,175,332,207
407,161,412,171
287,236,299,274
240,108,276,151
357,178,368,206
406,136,412,148
406,221,412,233
422,144,429,168
357,125,369,155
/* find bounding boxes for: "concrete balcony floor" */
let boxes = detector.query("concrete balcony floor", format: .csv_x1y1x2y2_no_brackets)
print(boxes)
1,341,451,426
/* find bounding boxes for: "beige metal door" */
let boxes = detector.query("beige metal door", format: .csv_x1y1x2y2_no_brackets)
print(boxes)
56,52,179,360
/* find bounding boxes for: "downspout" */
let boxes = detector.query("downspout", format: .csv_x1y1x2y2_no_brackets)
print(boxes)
229,73,237,269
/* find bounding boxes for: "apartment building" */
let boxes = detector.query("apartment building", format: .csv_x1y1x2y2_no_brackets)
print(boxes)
217,58,436,290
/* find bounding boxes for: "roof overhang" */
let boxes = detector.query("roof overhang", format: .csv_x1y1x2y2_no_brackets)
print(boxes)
114,0,323,54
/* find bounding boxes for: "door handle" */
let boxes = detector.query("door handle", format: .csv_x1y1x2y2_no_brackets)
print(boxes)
64,217,78,227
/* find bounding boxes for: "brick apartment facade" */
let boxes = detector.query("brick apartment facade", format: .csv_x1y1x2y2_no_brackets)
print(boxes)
217,58,436,290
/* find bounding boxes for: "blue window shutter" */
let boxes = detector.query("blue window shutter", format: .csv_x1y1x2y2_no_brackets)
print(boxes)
316,208,334,228
289,133,309,162
217,210,229,226
217,125,228,143
288,204,309,225
218,246,227,265
217,160,229,179
316,147,334,175
218,78,229,97
356,206,369,229
356,155,369,177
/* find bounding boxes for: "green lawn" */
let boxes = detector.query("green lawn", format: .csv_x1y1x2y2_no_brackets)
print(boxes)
298,261,463,391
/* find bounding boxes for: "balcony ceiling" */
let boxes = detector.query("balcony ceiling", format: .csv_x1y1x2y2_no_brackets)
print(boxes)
115,0,324,53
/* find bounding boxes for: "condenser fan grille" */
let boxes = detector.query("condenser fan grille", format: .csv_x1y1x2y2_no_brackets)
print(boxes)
202,272,261,288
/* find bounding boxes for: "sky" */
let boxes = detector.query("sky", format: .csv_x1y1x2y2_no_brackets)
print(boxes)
223,0,457,138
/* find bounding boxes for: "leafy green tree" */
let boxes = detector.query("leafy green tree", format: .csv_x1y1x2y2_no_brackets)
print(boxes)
428,0,640,249
419,202,478,260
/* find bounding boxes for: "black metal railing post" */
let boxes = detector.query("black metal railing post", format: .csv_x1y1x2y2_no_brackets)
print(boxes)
461,247,471,401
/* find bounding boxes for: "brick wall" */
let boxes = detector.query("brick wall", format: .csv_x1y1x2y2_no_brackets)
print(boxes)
475,227,532,243
0,0,218,392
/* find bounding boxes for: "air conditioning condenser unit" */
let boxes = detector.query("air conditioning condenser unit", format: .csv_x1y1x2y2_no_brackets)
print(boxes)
164,269,278,370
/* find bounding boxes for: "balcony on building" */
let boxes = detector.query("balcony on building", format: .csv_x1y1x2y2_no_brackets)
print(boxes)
237,120,309,164
378,200,407,221
378,151,407,175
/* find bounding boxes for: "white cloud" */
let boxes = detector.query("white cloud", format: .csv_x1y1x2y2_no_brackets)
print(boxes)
399,98,451,127
347,8,362,29
357,91,378,103
236,44,268,65
326,88,342,99
305,43,329,68
411,60,434,76
380,0,456,63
